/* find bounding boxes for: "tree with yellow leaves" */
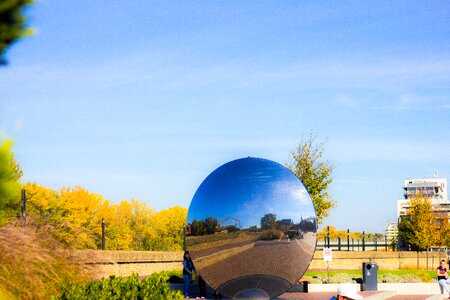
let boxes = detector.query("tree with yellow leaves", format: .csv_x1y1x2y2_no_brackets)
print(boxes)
23,183,188,251
147,206,188,251
287,135,336,224
398,194,437,251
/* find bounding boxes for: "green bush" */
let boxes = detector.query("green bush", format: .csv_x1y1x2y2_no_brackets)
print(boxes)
0,140,21,225
55,273,183,300
329,273,357,284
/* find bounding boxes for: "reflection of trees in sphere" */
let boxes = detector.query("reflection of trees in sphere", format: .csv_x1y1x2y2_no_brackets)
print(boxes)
187,157,317,299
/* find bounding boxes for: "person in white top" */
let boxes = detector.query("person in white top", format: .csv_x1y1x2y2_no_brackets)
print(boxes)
330,283,363,300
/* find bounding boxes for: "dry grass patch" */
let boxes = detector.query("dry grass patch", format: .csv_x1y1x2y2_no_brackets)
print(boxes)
0,223,93,299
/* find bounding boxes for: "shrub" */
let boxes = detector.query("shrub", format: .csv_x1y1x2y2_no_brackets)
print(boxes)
55,273,183,300
417,272,433,283
400,274,423,283
329,273,357,284
260,230,284,240
161,270,183,283
378,274,402,283
0,139,21,225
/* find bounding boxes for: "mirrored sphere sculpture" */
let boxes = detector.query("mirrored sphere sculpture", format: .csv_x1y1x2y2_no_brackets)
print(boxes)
186,157,317,299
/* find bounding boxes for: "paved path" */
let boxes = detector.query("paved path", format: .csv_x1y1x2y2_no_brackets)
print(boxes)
278,292,440,300
187,293,443,300
279,291,379,299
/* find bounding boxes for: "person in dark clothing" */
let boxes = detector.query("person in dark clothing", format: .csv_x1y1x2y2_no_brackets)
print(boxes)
437,259,450,298
183,251,196,299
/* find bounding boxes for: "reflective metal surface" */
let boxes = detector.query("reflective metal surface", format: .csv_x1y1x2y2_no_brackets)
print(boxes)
187,157,317,299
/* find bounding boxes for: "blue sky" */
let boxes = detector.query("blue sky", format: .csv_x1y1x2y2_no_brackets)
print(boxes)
0,1,449,232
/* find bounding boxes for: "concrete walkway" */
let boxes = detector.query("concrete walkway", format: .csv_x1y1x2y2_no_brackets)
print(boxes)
279,292,443,299
181,283,449,299
278,283,449,300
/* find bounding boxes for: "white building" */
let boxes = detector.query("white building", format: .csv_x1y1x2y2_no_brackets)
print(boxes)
397,178,449,218
384,221,398,243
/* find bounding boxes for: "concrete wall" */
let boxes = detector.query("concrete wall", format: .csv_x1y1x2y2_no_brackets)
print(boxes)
76,250,447,278
74,250,184,278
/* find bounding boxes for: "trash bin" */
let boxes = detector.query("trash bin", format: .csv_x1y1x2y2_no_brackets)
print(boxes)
362,262,378,291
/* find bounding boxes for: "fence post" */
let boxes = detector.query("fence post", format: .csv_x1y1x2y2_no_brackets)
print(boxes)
357,239,360,251
338,236,341,251
417,251,419,269
362,231,365,251
327,226,330,248
385,235,387,252
375,238,377,251
101,218,105,250
347,229,350,251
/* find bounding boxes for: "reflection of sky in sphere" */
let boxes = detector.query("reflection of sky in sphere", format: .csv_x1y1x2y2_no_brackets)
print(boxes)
188,157,316,229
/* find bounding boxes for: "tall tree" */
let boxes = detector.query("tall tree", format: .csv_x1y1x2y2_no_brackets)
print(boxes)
398,194,437,251
260,213,277,230
0,0,33,64
287,135,335,223
205,217,218,234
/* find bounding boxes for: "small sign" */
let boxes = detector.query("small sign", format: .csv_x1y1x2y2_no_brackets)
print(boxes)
323,247,332,261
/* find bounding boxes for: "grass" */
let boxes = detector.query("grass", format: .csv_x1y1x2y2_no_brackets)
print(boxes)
303,269,437,283
0,222,93,299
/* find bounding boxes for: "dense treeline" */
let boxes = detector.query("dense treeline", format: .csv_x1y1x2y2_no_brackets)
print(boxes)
1,138,187,298
1,138,187,251
24,183,187,250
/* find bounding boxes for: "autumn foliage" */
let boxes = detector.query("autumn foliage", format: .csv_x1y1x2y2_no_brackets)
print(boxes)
398,194,450,251
24,183,187,251
317,225,383,240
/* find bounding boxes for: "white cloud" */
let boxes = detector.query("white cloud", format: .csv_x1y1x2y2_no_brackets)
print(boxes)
2,52,450,94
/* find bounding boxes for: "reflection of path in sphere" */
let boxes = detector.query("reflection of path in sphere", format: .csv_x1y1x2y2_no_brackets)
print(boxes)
198,233,316,290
